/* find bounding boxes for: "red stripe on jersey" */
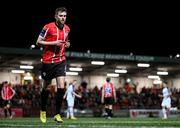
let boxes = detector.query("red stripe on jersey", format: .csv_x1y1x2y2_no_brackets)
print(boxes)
40,22,70,64
1,85,13,100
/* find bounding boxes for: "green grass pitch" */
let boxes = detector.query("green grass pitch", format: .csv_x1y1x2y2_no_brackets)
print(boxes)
0,117,180,128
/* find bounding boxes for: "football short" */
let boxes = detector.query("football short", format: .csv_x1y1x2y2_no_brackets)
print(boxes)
3,100,11,106
67,99,75,107
161,97,171,108
104,97,114,105
41,61,66,80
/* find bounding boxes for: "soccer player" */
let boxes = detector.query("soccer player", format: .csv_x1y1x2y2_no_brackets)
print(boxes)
159,80,177,119
63,80,82,119
1,81,15,119
36,7,70,124
101,77,116,119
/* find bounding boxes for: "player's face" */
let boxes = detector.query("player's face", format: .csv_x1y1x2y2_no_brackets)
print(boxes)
73,81,77,86
162,82,167,88
55,11,67,25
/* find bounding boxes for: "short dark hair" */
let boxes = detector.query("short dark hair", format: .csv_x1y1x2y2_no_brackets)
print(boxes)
2,81,8,85
106,77,111,82
55,7,67,15
162,80,168,84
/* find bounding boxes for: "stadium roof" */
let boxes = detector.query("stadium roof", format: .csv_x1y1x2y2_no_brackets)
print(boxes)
0,47,180,78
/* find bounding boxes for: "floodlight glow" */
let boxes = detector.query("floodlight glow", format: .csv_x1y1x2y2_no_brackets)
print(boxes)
126,78,131,83
107,73,119,77
153,80,162,84
115,69,127,73
137,63,150,67
66,72,78,76
24,76,33,80
91,61,105,65
148,75,160,79
69,67,82,71
39,75,42,80
20,65,34,69
31,45,35,49
11,70,25,74
157,71,168,75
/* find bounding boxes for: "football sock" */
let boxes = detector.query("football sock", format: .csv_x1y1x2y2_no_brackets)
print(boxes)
105,108,108,115
66,107,70,118
162,108,167,118
4,109,7,117
69,107,74,117
109,109,112,117
41,89,49,111
8,108,12,116
55,88,65,114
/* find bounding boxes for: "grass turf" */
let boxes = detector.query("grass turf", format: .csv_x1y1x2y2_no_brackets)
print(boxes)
0,117,180,128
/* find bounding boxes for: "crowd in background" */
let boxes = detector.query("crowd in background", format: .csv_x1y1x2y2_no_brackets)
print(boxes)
0,81,180,116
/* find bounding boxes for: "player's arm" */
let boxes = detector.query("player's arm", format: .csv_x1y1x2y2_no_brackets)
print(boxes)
73,92,82,98
168,90,172,97
9,88,15,99
12,88,16,97
113,86,117,103
64,34,70,48
63,90,67,99
36,25,65,46
158,94,163,98
101,86,104,103
1,89,5,100
36,36,64,46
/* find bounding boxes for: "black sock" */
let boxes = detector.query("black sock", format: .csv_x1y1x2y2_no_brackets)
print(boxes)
105,108,108,116
4,109,7,117
109,109,112,117
55,88,65,115
107,109,110,117
8,108,12,116
41,89,49,111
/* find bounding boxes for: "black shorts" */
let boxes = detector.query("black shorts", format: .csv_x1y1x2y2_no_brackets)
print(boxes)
41,61,66,80
104,97,114,105
3,100,11,106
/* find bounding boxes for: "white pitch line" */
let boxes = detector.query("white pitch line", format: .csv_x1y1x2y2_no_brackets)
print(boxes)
0,124,179,128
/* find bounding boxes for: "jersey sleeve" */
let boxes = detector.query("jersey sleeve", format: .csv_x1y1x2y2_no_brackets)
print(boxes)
39,25,49,38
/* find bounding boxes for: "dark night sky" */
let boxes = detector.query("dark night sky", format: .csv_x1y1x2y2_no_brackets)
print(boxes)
0,0,179,57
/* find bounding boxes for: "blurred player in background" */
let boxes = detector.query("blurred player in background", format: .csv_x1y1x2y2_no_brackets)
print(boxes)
159,80,177,119
64,80,82,119
36,7,70,124
1,81,15,119
101,77,116,119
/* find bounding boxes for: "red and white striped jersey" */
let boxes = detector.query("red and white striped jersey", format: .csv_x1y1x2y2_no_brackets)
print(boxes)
1,85,14,100
39,22,70,64
102,82,115,98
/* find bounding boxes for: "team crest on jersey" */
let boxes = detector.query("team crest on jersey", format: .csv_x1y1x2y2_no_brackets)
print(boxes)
43,72,46,77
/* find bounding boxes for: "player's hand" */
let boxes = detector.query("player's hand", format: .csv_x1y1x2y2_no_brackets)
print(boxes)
79,95,82,98
54,40,65,46
158,94,163,97
65,41,70,48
